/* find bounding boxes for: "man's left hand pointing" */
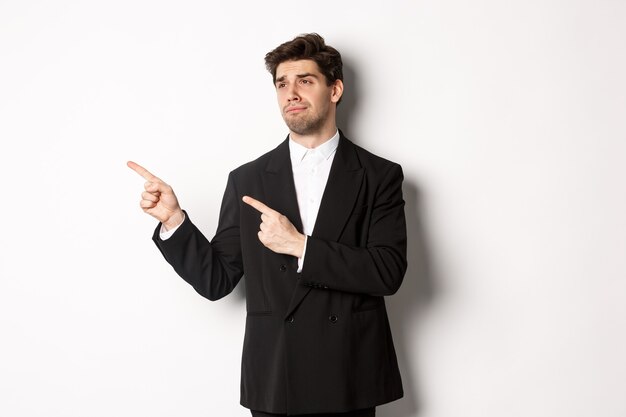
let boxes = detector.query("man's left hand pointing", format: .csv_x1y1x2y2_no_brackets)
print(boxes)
243,196,305,258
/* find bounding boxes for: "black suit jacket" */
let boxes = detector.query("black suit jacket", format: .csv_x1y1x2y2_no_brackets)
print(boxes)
153,132,407,415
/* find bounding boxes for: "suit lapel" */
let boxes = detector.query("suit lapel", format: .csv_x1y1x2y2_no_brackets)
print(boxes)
284,133,364,319
312,135,364,241
261,138,303,234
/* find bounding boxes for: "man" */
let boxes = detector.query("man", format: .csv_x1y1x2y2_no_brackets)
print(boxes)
129,33,407,417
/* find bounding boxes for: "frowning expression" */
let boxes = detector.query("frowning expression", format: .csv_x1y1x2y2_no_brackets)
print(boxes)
275,59,342,136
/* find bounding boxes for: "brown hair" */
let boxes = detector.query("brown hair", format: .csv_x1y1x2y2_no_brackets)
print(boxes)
264,33,343,86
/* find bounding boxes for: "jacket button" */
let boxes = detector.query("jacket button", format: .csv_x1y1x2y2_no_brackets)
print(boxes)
279,264,287,272
329,315,338,324
287,315,295,323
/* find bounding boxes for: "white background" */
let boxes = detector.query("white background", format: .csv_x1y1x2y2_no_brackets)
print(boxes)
1,1,625,416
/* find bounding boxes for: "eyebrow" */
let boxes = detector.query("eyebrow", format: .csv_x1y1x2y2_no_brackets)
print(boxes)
275,73,319,83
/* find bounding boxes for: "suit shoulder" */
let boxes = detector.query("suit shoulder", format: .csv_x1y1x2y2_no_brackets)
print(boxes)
228,140,286,180
343,137,403,176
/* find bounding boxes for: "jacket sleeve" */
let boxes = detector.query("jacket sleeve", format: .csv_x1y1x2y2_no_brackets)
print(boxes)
299,163,407,296
152,172,243,301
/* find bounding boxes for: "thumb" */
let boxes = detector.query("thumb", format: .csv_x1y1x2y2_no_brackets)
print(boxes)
144,180,168,194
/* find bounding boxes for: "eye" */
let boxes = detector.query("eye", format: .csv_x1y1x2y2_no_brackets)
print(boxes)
277,83,286,88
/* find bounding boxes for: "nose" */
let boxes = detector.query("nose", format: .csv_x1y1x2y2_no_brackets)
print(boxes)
287,84,300,102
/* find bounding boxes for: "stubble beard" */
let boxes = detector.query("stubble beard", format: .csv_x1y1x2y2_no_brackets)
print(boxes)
283,107,329,136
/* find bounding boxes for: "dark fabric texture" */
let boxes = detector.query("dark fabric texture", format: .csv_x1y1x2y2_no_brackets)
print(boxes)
153,132,407,415
251,406,375,416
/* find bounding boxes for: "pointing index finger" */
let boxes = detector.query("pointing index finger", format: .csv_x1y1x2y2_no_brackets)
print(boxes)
127,161,157,181
242,196,277,215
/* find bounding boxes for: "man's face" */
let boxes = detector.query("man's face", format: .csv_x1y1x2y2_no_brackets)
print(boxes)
275,59,342,136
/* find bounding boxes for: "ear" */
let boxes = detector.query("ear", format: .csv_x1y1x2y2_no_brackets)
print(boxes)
330,79,344,104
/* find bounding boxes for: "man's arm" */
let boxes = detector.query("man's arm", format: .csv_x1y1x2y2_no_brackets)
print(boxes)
152,172,244,301
299,164,407,296
129,162,244,300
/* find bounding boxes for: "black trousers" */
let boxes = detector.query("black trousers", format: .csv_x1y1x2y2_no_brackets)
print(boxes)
250,407,375,417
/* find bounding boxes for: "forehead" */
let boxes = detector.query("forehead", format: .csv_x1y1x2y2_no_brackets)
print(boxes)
275,59,322,78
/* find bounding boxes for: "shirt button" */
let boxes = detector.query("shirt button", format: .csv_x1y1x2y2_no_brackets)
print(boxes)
287,315,295,323
329,315,338,324
279,264,287,272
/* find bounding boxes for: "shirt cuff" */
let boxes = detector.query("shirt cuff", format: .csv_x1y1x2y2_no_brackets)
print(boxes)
159,213,186,240
297,235,308,273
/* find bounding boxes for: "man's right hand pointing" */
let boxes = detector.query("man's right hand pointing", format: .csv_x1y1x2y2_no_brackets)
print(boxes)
127,161,185,230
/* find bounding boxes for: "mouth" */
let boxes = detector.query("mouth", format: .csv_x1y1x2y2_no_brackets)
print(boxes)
285,106,307,114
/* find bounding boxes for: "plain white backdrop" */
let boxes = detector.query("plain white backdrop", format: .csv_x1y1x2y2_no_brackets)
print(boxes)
1,1,625,416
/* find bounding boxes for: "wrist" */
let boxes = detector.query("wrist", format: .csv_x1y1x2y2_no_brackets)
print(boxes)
294,233,306,258
163,210,184,231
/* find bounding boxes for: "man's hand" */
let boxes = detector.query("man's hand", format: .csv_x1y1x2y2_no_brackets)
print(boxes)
127,161,185,230
242,196,305,258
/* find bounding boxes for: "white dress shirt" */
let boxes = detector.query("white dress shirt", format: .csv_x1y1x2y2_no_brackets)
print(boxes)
289,130,339,270
160,129,340,272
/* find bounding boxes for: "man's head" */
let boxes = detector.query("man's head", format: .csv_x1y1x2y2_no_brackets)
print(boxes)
265,33,343,88
265,34,344,139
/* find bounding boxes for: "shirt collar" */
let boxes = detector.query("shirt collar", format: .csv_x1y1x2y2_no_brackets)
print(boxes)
288,129,340,164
